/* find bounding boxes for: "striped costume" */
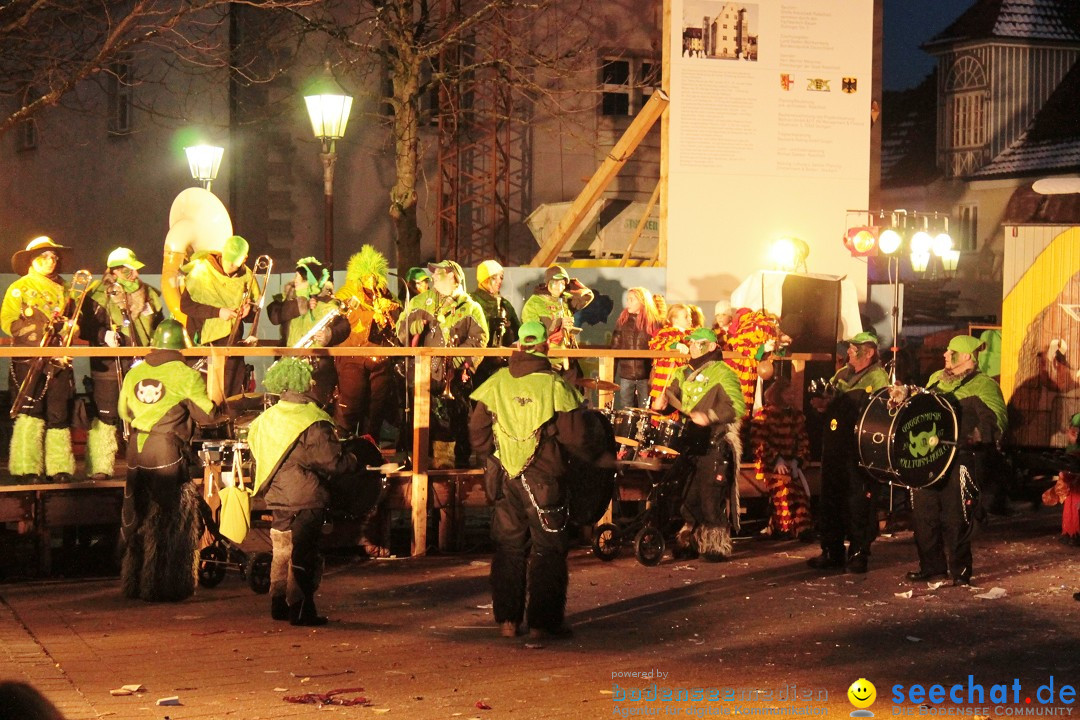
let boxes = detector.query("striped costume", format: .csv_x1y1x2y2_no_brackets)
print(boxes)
725,309,781,414
751,403,813,537
648,325,689,402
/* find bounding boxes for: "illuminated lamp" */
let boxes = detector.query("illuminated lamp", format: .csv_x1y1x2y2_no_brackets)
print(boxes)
910,251,931,274
932,232,953,257
843,226,878,256
910,231,933,256
941,250,960,273
770,237,797,270
878,228,903,255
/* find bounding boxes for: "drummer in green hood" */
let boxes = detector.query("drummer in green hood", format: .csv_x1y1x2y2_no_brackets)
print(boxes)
905,334,1006,586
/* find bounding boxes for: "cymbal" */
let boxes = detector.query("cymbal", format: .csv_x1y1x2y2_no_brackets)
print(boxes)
575,378,619,392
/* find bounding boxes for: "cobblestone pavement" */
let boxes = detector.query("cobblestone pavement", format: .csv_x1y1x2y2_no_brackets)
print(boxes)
2,507,1079,720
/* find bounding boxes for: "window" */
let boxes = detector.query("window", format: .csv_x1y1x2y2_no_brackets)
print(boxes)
107,53,134,135
945,56,987,150
600,55,659,117
955,204,978,252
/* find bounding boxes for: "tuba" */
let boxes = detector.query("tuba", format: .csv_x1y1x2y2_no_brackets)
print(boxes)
161,188,234,325
9,270,94,419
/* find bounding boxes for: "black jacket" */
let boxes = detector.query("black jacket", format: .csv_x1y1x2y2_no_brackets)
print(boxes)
261,391,359,511
611,316,653,380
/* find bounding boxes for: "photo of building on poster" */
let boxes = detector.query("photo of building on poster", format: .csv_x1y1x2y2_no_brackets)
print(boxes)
681,1,760,61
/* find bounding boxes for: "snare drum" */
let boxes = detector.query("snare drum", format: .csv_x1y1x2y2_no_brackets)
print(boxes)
646,417,684,455
611,408,651,447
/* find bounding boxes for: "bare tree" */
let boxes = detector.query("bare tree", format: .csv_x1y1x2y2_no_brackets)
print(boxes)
0,0,320,137
287,0,598,275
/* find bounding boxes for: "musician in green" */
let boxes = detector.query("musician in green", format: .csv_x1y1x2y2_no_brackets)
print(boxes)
179,234,259,397
653,327,745,561
1,237,78,482
248,358,360,625
520,264,593,377
904,335,1006,586
470,259,520,387
266,257,350,404
397,259,488,467
81,247,164,479
807,331,890,574
469,321,593,639
118,319,216,601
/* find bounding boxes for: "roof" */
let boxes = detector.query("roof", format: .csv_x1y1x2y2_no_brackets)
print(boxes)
973,59,1080,178
1001,182,1080,223
880,74,943,188
924,0,1080,50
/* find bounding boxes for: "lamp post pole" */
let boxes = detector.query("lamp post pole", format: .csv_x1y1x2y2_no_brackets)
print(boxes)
321,144,336,268
304,62,352,270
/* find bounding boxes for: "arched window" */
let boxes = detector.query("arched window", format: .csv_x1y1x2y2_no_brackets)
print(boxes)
945,56,987,150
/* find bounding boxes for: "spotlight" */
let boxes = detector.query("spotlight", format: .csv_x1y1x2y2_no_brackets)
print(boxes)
878,228,902,255
932,232,953,257
770,238,797,269
843,226,878,257
910,231,933,255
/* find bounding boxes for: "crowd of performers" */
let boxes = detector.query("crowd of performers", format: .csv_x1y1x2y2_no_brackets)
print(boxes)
1,233,1014,630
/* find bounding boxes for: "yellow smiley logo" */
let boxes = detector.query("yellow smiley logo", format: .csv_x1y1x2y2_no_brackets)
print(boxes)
848,678,876,710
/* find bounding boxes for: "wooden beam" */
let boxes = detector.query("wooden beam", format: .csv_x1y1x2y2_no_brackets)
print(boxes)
410,357,430,557
528,90,670,267
619,181,662,267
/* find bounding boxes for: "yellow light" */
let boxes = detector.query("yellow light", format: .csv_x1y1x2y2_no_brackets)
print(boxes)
932,232,953,257
910,251,931,273
770,238,797,270
878,228,902,255
910,231,933,255
941,249,960,272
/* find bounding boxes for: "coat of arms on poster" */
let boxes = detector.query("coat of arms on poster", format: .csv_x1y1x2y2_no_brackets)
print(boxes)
842,77,858,93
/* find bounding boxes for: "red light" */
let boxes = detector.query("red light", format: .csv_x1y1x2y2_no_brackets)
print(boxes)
843,226,879,257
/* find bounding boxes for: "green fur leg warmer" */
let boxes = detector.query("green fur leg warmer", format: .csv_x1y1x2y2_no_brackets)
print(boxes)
85,419,119,478
44,427,75,477
9,415,45,477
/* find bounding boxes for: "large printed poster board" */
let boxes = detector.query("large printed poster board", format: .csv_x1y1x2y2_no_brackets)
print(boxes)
665,0,873,309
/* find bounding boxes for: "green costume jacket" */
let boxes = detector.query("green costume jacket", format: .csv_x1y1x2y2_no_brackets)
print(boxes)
470,288,521,348
119,349,216,451
470,350,583,477
267,282,350,348
397,288,489,370
662,349,746,426
247,391,358,510
180,253,258,345
1,270,72,347
927,368,1007,447
82,276,164,374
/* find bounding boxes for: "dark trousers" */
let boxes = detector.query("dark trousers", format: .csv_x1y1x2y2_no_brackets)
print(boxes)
91,368,122,425
121,433,200,602
10,359,73,428
912,455,980,582
817,445,877,558
335,357,395,439
490,472,569,631
272,507,325,604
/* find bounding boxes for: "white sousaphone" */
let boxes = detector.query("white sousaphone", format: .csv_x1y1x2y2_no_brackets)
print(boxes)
161,187,234,326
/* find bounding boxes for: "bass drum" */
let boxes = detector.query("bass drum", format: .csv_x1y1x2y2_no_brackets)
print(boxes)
565,409,618,526
857,388,958,489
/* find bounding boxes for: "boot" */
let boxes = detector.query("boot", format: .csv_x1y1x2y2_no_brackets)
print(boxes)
45,427,76,481
289,563,327,626
8,415,45,480
525,551,569,636
85,418,118,479
807,547,845,570
490,550,527,630
269,529,293,621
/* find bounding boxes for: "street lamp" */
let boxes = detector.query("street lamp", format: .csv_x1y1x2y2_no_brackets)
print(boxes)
304,62,353,268
184,144,224,191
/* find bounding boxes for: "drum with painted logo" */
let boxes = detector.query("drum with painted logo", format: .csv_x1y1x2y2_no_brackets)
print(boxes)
857,388,958,489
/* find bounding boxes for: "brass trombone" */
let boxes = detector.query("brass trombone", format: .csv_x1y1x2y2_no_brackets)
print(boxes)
9,269,94,418
240,254,273,345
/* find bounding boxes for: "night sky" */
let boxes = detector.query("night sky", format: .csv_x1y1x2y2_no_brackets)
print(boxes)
884,0,975,90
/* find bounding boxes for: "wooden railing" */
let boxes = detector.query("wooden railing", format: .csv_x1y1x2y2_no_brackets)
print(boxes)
0,345,830,556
